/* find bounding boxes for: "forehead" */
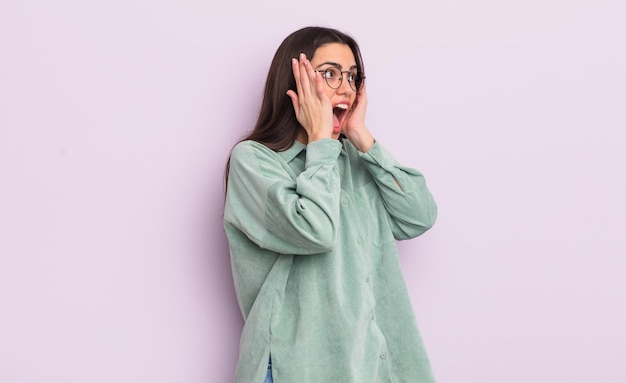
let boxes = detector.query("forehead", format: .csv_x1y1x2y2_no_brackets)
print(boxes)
310,43,356,68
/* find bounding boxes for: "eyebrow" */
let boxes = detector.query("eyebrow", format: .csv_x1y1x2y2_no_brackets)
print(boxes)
315,61,358,70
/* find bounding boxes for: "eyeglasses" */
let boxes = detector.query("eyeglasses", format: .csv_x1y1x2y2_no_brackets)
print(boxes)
314,67,366,91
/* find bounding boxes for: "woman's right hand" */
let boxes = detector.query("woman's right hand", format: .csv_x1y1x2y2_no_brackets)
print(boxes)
286,53,333,142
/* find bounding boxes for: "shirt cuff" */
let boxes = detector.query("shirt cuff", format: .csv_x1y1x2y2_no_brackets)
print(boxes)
305,138,342,168
358,141,395,169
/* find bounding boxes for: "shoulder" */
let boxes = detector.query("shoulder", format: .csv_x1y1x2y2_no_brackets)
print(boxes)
229,141,293,178
231,140,273,157
230,140,281,164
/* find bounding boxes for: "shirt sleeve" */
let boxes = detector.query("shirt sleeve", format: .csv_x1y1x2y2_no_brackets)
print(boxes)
358,141,438,240
224,139,342,254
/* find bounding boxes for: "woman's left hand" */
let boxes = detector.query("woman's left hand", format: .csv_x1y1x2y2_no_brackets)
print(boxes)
342,84,375,152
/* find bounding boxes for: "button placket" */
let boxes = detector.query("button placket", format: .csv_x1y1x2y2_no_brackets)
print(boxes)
365,273,377,327
340,194,367,246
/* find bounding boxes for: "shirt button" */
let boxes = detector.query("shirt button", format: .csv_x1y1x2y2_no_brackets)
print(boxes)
365,277,371,283
342,198,349,206
380,353,386,359
370,313,375,321
357,238,363,244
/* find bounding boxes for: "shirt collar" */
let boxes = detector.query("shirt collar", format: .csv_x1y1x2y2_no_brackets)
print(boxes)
277,140,306,163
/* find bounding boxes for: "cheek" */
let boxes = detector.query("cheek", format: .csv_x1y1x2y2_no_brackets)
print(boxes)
323,87,335,100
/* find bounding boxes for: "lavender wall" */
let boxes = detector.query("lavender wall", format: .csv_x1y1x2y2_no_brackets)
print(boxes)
1,0,624,382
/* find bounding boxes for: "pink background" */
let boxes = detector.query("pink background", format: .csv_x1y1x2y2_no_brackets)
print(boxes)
1,0,624,382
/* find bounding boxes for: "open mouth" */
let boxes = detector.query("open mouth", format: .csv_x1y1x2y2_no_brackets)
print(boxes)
332,103,349,131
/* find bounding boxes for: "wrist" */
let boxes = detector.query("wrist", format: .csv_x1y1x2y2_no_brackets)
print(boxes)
308,132,332,143
349,129,375,152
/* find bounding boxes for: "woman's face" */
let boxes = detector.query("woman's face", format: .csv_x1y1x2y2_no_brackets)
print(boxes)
309,43,358,139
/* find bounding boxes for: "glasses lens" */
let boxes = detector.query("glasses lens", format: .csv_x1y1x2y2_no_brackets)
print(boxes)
323,68,341,89
350,72,365,91
347,71,359,91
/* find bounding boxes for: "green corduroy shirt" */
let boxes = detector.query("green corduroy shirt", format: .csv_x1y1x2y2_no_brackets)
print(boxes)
224,137,437,383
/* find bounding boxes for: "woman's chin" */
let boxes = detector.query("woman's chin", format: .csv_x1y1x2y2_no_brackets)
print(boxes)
332,125,342,139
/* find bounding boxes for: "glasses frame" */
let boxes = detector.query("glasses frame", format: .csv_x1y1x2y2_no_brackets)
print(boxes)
314,68,366,91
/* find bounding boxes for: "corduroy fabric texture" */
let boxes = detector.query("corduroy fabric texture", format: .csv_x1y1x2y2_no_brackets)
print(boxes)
224,138,437,383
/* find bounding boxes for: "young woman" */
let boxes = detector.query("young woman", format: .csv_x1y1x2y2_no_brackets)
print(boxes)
224,26,438,383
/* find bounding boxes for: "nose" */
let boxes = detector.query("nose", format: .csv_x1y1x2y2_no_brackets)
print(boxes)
336,74,354,95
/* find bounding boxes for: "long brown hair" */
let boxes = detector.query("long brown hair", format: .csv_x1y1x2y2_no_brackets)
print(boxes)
224,26,365,191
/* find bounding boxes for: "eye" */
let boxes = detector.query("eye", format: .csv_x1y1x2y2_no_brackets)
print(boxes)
323,68,340,79
347,71,359,83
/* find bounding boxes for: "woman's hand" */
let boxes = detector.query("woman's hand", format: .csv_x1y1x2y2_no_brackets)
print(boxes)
286,53,334,143
342,84,375,152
